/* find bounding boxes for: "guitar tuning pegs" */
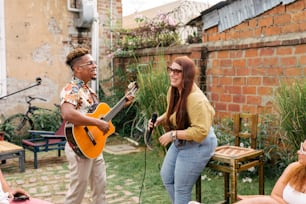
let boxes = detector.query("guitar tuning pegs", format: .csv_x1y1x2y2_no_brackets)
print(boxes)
128,81,136,89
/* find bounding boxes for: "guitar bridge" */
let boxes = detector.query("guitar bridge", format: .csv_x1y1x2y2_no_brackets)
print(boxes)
84,126,97,145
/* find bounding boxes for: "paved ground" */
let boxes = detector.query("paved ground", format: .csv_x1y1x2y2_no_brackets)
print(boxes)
1,138,142,204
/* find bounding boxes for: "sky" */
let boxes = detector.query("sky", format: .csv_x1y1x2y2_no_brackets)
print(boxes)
122,0,223,16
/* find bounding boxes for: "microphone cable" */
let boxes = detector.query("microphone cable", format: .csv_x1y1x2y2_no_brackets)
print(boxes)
138,128,148,204
138,113,157,204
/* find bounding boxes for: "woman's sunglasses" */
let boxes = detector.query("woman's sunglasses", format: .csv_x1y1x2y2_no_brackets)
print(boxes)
167,67,183,75
299,142,306,155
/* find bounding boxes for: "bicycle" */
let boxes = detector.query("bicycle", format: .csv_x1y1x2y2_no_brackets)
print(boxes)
129,111,160,150
1,96,61,145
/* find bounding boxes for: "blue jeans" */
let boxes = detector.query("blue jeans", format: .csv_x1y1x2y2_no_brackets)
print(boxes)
160,127,217,204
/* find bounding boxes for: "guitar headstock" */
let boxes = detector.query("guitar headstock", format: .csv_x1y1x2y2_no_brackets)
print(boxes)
127,81,138,96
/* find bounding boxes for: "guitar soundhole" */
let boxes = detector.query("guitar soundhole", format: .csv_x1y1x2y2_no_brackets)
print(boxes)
84,126,97,145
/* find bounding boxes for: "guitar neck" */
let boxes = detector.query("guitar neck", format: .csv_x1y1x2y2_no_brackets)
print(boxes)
103,96,127,122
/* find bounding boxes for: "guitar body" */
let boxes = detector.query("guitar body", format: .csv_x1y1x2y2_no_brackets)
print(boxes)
65,103,115,159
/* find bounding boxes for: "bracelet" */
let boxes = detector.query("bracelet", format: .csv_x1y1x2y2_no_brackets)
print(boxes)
169,131,176,141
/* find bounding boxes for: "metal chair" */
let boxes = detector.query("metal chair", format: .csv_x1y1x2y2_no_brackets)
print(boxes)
196,113,264,204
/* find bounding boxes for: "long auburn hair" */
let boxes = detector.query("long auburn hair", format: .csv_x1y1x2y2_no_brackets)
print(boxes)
166,56,196,130
284,162,306,192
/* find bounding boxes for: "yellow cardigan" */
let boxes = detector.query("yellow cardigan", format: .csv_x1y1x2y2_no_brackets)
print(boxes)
166,83,215,143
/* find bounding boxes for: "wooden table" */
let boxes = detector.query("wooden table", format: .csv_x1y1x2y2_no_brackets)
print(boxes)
0,141,25,172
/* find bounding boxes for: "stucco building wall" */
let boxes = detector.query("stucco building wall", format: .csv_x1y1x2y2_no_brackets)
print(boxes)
0,0,122,116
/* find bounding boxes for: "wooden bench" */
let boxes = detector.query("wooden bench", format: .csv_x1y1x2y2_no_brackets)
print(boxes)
0,141,25,172
22,122,66,169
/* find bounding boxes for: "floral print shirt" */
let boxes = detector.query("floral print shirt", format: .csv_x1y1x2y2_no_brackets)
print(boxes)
60,77,98,114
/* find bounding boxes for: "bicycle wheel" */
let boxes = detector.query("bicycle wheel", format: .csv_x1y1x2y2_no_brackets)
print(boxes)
3,114,34,145
130,113,147,142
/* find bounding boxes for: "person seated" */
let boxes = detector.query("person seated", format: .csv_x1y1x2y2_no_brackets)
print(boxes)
235,140,306,204
0,169,52,204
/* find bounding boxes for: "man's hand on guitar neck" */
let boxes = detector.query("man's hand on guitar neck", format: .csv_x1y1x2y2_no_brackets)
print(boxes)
124,95,134,107
96,119,110,134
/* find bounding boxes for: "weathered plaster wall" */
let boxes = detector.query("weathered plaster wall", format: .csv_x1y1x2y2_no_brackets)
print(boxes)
2,0,74,115
0,0,122,116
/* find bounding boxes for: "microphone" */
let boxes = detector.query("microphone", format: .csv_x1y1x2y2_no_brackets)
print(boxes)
36,77,42,85
146,112,158,143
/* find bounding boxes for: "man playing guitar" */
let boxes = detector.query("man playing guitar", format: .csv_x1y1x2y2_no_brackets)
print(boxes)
60,47,133,204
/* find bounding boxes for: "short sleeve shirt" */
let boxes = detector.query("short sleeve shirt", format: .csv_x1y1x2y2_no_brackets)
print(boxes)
60,77,98,114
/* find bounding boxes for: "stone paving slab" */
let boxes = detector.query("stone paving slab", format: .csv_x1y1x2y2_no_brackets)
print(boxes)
0,140,142,204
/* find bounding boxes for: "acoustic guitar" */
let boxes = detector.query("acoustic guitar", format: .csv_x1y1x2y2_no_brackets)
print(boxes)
64,82,138,159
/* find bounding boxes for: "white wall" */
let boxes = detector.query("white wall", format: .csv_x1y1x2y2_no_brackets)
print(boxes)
0,0,7,98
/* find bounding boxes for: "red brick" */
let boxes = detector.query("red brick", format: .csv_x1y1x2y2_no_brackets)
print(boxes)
258,87,273,95
226,86,241,94
259,48,274,56
286,0,304,12
243,86,257,94
219,77,233,85
298,22,306,32
267,67,283,75
248,58,262,68
280,56,298,67
245,49,258,58
242,105,258,114
276,47,293,55
282,23,299,33
220,94,232,102
264,26,282,36
247,96,262,105
233,77,246,85
236,67,250,76
258,105,273,114
252,68,266,75
233,95,246,103
263,58,279,68
258,16,273,27
211,85,224,94
229,50,243,58
274,13,291,25
228,104,240,112
212,67,223,75
300,55,306,65
233,59,246,68
263,77,279,86
295,44,306,54
247,77,262,85
220,59,232,68
211,93,219,101
239,30,255,39
215,102,227,111
224,68,235,76
284,67,303,76
292,10,306,22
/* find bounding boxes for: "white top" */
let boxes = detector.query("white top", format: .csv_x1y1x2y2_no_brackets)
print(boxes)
0,183,9,204
283,184,306,204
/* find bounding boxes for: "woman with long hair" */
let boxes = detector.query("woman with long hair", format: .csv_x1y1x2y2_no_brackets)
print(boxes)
149,56,217,204
235,140,306,204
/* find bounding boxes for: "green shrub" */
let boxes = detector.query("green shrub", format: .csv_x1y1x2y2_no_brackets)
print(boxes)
275,79,306,150
132,58,169,151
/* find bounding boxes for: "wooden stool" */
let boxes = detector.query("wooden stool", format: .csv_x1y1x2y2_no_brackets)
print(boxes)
196,113,264,204
0,141,25,172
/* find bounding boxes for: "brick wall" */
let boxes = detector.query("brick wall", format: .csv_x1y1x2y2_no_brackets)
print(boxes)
114,0,305,120
203,0,306,119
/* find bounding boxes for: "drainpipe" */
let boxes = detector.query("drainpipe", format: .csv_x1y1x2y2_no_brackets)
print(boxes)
110,0,114,90
67,0,98,93
91,0,99,93
0,0,7,98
